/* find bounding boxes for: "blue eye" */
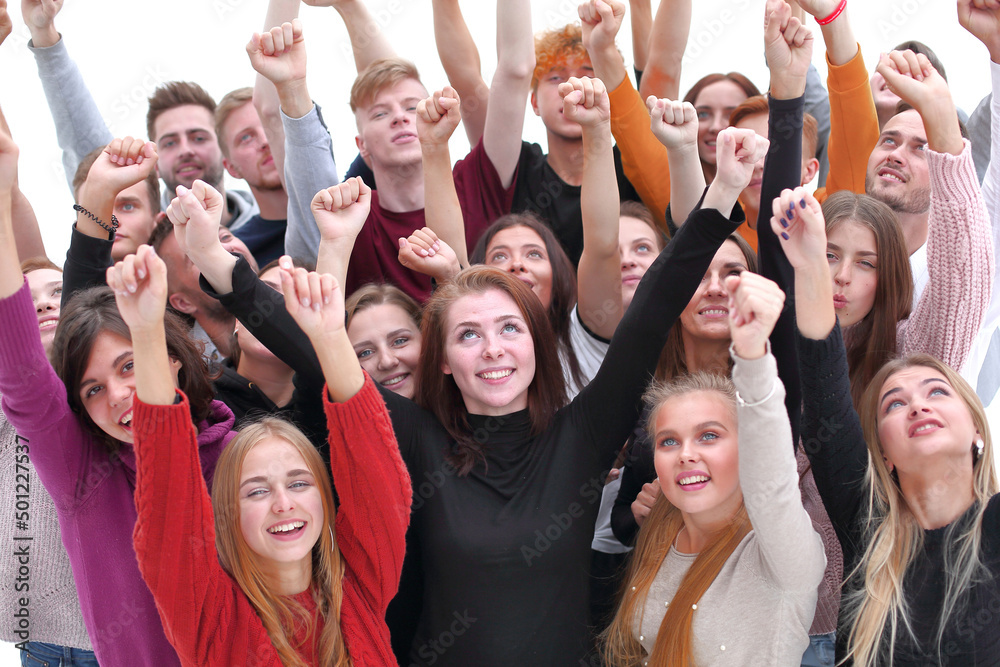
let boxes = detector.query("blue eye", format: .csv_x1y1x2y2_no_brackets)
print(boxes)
357,349,373,360
289,480,310,490
527,250,544,259
700,431,719,442
860,260,876,270
247,487,268,498
658,437,678,448
884,398,904,413
392,337,409,347
489,251,508,263
502,324,518,334
461,330,479,340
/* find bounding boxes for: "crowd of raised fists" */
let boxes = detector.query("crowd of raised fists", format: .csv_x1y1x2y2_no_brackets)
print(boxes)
0,0,999,665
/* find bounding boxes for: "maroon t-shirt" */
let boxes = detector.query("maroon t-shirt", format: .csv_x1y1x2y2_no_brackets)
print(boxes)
346,139,515,302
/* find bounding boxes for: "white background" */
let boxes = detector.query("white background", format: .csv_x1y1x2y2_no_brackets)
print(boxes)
0,0,991,660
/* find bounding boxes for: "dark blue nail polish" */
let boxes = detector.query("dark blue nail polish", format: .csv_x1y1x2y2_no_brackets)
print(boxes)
799,198,806,209
781,232,789,240
780,218,788,228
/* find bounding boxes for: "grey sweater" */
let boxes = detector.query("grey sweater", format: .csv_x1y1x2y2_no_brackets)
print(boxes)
0,401,91,649
635,351,825,666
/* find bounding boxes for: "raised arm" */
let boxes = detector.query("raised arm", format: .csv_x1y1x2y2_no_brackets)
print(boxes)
432,0,489,145
627,0,652,74
880,51,992,369
251,0,301,187
636,0,690,102
62,137,159,306
560,76,623,339
726,271,824,589
481,0,535,188
22,0,114,190
306,0,396,72
248,18,338,262
648,97,702,224
313,177,371,289
417,88,468,267
0,105,21,300
0,100,46,260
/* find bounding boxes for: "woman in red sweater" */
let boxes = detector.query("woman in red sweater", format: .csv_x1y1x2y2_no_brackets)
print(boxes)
115,190,411,666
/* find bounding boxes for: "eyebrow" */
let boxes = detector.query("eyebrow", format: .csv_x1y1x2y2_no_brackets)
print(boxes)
80,351,133,390
827,242,877,257
453,314,522,332
239,468,314,489
489,243,546,253
880,377,949,406
722,262,747,270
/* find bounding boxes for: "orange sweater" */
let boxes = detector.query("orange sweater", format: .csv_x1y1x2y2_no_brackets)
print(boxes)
132,374,411,666
609,46,879,249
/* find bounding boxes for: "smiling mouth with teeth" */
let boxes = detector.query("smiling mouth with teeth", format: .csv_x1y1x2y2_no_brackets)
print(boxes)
268,521,305,534
678,475,710,486
478,370,513,380
381,374,409,386
119,412,132,427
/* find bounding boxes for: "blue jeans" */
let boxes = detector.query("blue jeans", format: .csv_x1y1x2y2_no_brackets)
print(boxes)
801,632,836,667
20,641,99,667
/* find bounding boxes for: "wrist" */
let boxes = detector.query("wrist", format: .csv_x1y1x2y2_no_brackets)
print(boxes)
276,79,311,119
129,323,168,344
769,77,807,100
189,242,235,269
733,342,767,361
29,26,60,48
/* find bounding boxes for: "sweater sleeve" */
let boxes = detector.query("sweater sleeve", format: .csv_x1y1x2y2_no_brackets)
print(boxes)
323,375,411,614
899,140,994,371
132,393,277,666
796,325,868,562
60,224,113,309
815,47,880,202
0,281,107,513
757,95,806,447
281,104,339,264
571,201,744,466
733,350,825,592
28,37,114,191
971,64,1000,346
607,75,671,233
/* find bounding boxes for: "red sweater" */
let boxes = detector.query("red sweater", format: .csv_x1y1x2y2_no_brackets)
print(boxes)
132,374,411,666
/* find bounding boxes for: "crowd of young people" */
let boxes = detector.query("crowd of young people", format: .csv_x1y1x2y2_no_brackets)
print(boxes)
0,0,998,665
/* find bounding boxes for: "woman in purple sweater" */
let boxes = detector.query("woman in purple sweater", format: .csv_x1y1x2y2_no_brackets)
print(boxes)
0,135,236,666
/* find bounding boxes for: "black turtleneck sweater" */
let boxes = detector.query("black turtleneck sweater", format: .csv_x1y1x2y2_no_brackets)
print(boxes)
798,325,1000,666
206,199,743,665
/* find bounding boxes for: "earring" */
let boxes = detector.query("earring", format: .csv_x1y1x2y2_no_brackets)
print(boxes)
975,438,985,462
883,456,894,474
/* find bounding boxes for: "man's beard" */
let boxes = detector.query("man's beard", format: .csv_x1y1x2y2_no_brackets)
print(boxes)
865,172,931,215
164,160,225,193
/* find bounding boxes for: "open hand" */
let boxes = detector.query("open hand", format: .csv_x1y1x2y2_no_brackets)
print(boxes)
312,177,371,243
106,245,169,333
578,0,626,55
247,19,306,85
647,96,698,152
558,76,610,127
770,186,828,270
165,179,225,260
398,227,461,281
278,257,346,342
416,87,462,147
725,271,785,360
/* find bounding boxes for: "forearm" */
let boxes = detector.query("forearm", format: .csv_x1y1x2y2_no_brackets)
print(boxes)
11,187,45,262
282,106,339,263
628,0,652,73
701,179,743,216
334,0,397,72
666,144,705,224
587,44,628,93
60,225,112,308
921,97,965,156
821,48,879,198
432,0,488,144
0,193,21,298
421,143,468,266
577,122,623,339
637,0,689,101
313,330,364,403
74,184,117,241
132,326,177,406
315,238,355,290
254,0,302,181
794,261,835,339
189,245,238,296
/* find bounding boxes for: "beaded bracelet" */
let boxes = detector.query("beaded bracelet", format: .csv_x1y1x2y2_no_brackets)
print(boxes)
816,0,846,25
73,204,119,235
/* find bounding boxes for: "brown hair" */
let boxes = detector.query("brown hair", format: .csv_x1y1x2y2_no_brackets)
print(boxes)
822,191,913,407
683,72,760,107
212,418,350,666
350,58,422,113
345,283,422,329
532,24,590,90
50,286,215,453
728,95,819,161
619,201,666,249
602,372,751,666
415,267,567,475
471,212,583,390
73,146,162,218
214,87,254,158
146,81,217,143
20,257,62,275
655,235,758,382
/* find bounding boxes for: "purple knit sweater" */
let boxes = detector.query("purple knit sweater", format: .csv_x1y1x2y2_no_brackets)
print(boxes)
0,279,235,667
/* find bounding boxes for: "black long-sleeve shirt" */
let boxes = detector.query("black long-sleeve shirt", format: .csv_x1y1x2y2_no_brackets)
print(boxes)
210,200,744,665
798,325,1000,665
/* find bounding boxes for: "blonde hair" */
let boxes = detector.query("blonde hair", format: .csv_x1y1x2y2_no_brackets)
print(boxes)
350,58,421,113
846,354,998,666
212,418,351,667
602,373,751,666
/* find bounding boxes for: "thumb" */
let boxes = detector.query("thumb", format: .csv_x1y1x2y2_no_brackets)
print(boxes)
595,0,614,23
724,274,741,296
764,9,782,46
